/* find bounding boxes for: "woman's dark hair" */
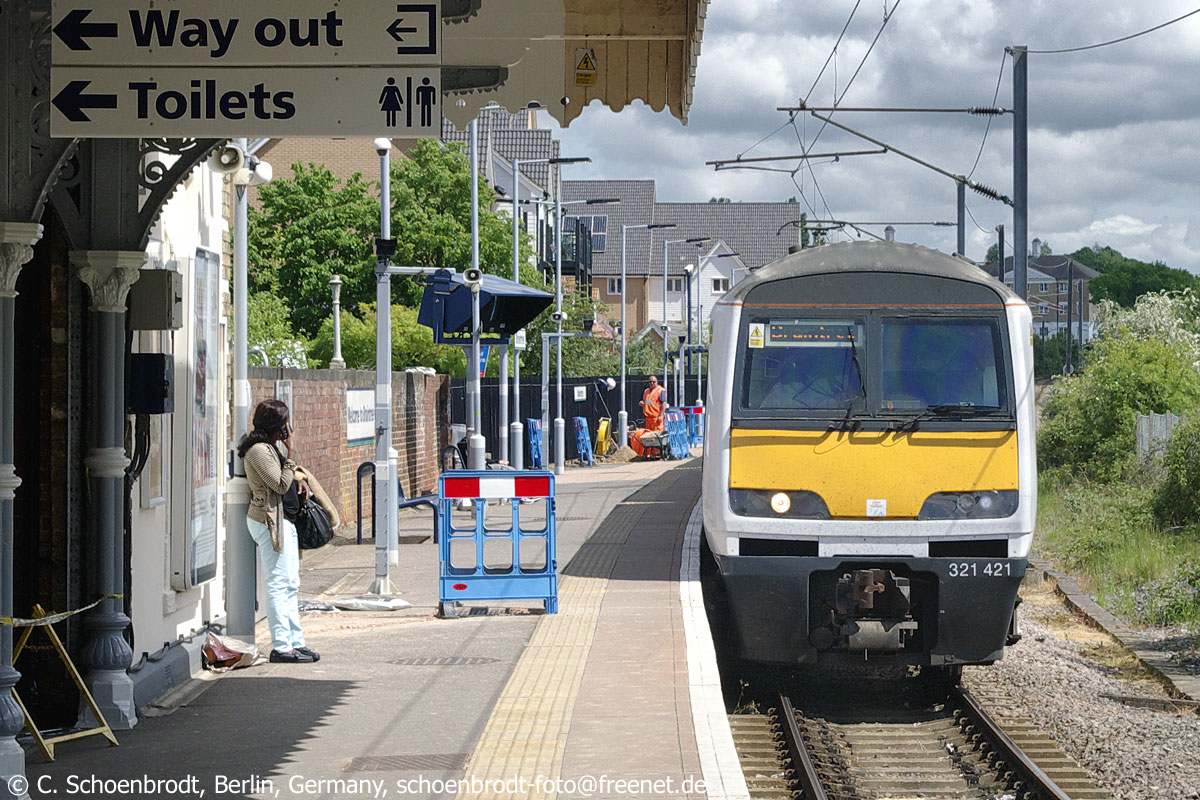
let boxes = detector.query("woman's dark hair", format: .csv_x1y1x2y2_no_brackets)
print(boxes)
236,399,290,458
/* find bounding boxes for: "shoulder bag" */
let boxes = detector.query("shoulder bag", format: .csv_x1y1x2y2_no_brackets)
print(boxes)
295,498,335,550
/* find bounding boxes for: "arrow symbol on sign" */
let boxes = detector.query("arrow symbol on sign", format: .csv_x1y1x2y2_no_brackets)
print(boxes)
53,9,119,51
52,80,118,122
387,17,420,43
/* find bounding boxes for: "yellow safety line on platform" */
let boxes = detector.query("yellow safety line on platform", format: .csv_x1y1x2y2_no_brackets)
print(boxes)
458,573,607,798
456,535,627,800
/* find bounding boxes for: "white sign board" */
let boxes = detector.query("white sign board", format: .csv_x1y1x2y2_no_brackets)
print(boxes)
52,2,441,66
51,66,440,137
346,388,374,446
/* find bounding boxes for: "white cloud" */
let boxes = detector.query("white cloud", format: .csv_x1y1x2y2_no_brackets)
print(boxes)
547,1,1200,274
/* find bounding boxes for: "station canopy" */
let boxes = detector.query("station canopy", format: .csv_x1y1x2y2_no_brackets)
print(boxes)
442,0,708,129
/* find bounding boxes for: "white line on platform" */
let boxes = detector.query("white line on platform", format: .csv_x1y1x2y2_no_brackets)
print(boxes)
680,502,751,800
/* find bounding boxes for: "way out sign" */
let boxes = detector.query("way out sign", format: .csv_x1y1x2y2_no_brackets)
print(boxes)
51,2,441,66
50,67,441,137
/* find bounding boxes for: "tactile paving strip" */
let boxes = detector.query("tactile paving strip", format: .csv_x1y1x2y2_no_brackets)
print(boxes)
454,482,662,799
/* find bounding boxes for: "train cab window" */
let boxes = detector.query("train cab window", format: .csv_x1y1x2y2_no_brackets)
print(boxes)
742,319,865,411
881,319,1005,410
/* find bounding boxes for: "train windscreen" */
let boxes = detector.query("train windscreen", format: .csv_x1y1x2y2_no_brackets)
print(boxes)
881,318,1005,410
742,319,866,411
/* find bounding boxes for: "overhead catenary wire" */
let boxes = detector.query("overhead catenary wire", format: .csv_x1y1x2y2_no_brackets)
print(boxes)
967,51,1009,180
1027,7,1200,54
808,110,1014,206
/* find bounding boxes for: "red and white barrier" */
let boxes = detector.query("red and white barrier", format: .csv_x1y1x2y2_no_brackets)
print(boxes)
441,474,552,499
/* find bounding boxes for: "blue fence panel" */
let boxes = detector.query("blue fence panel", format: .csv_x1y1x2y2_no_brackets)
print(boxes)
573,417,593,467
683,406,705,446
438,471,557,614
662,412,687,459
526,419,543,469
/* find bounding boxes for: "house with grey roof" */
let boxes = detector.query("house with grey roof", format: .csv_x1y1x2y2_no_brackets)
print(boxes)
980,240,1099,340
563,179,805,331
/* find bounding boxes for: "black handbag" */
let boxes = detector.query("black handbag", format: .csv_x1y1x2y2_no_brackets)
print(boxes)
295,498,335,550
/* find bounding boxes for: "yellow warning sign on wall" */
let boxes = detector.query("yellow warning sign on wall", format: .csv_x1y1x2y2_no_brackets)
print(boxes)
575,48,597,86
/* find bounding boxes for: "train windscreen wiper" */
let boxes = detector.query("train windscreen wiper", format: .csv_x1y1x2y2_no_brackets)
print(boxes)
889,403,1006,432
828,333,869,432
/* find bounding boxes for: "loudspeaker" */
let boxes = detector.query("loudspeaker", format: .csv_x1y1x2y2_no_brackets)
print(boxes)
209,144,245,174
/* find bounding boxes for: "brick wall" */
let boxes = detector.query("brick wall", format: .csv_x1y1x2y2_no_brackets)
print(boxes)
248,367,450,528
250,137,422,202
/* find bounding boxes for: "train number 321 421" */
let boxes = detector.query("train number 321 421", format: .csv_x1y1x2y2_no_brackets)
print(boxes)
948,561,1011,578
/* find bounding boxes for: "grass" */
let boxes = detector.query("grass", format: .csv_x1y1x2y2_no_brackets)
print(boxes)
1036,472,1200,628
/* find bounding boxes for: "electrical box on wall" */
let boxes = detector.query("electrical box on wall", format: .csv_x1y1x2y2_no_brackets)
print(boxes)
127,354,174,414
128,269,183,330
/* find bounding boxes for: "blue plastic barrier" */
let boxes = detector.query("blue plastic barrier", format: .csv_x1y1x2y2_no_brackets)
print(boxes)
664,412,689,459
527,419,543,469
573,417,593,466
683,406,705,446
438,471,557,614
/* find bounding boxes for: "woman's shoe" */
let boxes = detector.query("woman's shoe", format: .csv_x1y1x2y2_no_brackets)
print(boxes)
295,646,321,662
270,649,316,663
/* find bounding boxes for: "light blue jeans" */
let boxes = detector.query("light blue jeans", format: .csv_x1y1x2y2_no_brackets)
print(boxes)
247,516,306,653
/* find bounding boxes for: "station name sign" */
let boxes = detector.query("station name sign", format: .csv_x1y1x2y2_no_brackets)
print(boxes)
50,0,442,137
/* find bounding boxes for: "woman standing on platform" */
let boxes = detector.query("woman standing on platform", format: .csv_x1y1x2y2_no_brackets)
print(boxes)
237,399,320,664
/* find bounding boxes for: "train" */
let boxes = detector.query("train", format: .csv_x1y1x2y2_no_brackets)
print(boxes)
701,241,1036,668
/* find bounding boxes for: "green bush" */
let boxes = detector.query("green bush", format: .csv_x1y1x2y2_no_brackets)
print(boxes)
308,303,466,375
1038,336,1200,481
1153,415,1200,526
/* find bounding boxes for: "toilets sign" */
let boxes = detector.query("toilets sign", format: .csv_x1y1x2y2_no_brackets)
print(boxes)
50,1,442,136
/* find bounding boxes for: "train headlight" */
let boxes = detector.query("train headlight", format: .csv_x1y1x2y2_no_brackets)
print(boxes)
919,490,1017,520
730,489,830,519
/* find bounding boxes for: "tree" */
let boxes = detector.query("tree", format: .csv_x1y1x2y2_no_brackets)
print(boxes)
248,140,531,336
1032,331,1080,380
247,291,311,368
1071,245,1197,307
984,243,1000,264
248,164,378,337
308,302,466,375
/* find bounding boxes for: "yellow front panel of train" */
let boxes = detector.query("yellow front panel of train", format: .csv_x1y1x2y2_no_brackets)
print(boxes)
729,428,1018,518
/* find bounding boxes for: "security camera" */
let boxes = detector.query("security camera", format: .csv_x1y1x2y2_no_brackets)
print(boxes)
463,268,483,286
373,138,392,156
209,144,245,174
550,311,568,324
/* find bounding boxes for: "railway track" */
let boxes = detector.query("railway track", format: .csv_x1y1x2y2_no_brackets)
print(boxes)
730,681,1112,800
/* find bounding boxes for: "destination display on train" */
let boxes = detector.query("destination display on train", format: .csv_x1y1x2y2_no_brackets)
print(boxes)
767,320,859,347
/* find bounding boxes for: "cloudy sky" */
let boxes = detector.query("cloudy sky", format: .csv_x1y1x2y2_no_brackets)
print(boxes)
542,1,1200,272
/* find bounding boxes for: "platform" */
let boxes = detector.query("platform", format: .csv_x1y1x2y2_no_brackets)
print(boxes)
26,456,747,800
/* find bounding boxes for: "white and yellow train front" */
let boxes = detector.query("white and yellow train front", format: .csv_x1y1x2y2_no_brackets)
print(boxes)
702,242,1036,667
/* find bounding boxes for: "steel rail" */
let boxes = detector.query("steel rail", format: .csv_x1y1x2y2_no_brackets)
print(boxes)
777,694,829,800
955,685,1075,800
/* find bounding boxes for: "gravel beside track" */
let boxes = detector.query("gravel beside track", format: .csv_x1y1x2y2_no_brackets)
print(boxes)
964,584,1200,800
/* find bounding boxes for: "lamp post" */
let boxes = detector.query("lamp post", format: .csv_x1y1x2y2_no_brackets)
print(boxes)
329,274,345,369
226,139,272,642
508,158,591,472
370,137,398,594
693,251,739,406
619,222,675,444
661,236,709,404
521,196,617,465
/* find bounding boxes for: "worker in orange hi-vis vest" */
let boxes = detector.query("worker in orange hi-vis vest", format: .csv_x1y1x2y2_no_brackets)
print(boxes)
641,375,668,431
